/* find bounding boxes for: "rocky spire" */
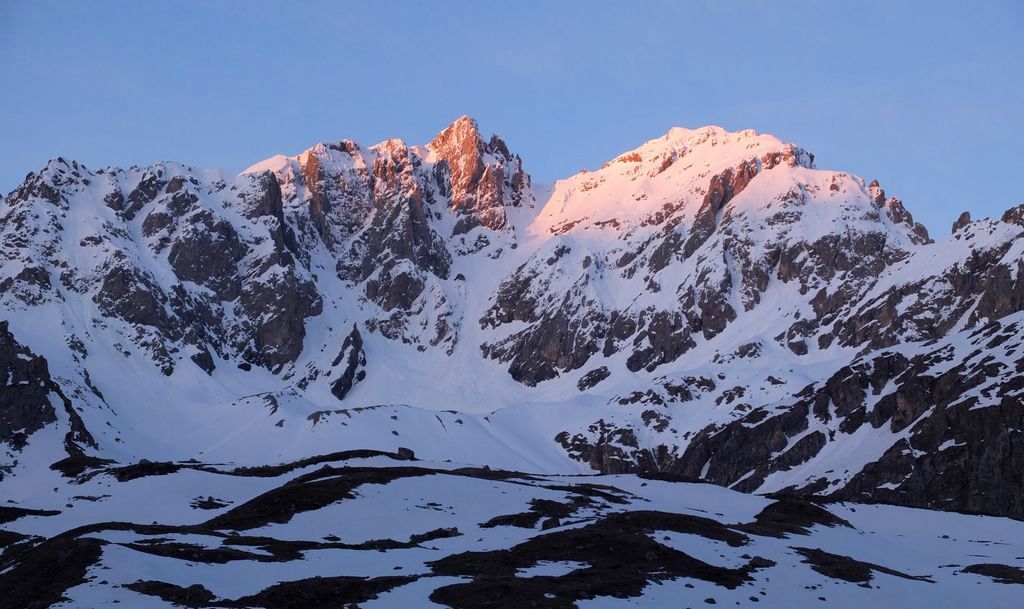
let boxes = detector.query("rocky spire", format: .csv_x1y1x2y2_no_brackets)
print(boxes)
429,116,531,234
952,211,972,233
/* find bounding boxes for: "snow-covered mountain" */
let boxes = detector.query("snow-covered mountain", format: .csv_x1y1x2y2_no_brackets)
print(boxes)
1,118,1022,607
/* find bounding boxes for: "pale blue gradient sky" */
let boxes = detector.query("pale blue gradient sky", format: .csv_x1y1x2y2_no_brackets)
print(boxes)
1,1,1021,235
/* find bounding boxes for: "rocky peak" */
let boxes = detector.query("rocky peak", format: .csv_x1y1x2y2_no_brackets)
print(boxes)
7,157,92,208
428,116,531,234
866,179,931,244
282,141,377,250
952,210,972,233
429,115,484,153
1000,203,1024,227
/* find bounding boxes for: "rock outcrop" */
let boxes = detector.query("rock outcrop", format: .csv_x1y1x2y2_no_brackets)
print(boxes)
429,116,531,235
330,325,367,400
0,321,57,450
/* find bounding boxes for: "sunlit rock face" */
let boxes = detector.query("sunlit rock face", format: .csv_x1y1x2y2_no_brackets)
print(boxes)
1,118,1023,524
428,115,531,235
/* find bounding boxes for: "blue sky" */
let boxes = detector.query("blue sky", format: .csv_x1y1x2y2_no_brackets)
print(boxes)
1,1,1021,235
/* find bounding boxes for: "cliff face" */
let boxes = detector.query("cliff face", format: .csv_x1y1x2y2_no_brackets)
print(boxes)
1,119,1022,519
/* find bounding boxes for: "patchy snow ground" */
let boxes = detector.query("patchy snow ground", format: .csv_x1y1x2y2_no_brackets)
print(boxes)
2,452,1022,609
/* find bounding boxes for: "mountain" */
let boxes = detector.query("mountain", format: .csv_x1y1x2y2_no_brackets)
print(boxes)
1,118,1022,607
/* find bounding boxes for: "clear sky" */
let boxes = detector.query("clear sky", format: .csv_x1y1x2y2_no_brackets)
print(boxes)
1,1,1021,235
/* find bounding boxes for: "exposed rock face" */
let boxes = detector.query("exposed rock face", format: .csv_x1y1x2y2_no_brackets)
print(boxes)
577,366,611,391
830,218,1024,352
428,116,530,235
332,139,452,283
483,305,609,386
562,312,1024,518
0,321,57,449
682,160,758,259
94,259,174,331
237,265,322,369
704,316,1024,516
1001,203,1024,227
167,211,245,301
0,322,101,478
952,210,972,233
330,325,367,400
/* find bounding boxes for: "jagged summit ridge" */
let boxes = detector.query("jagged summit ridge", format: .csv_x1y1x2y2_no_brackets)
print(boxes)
243,115,531,237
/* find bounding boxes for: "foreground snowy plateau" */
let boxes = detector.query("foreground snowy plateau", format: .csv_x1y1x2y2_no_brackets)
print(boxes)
1,117,1022,607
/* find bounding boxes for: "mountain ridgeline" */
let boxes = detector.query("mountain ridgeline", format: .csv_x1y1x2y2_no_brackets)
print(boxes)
2,117,1023,519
